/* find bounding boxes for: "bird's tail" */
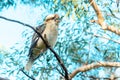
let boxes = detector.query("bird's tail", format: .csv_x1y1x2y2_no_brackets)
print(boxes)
25,59,34,71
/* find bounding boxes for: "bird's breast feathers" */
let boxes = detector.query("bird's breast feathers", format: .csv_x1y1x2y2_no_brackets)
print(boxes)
37,25,58,48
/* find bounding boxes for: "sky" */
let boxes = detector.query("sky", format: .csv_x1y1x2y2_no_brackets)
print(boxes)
0,3,48,50
0,19,24,49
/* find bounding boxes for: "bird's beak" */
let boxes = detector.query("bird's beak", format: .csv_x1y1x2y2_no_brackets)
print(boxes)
53,14,61,24
55,16,63,24
55,17,61,23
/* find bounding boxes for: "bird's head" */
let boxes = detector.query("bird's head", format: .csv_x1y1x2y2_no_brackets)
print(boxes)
45,14,60,25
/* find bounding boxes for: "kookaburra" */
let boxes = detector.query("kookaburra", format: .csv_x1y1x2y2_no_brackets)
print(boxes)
25,14,60,71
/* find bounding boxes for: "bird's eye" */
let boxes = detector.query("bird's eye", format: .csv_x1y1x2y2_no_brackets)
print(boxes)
51,16,56,20
46,17,55,22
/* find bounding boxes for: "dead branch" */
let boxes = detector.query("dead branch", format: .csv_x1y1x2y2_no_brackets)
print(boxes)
69,62,120,79
89,0,120,35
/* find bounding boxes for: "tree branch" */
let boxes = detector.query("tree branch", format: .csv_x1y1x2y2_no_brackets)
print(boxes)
69,62,120,79
89,0,120,35
0,16,69,80
94,34,120,44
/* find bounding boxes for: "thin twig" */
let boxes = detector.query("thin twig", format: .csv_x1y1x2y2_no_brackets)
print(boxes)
108,7,120,20
0,16,69,80
20,68,35,80
56,67,64,77
94,34,120,44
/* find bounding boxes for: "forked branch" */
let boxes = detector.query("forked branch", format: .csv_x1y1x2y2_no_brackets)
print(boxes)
69,62,120,79
89,0,120,35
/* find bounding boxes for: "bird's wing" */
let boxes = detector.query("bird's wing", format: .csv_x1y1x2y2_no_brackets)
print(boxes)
32,24,46,42
28,24,46,56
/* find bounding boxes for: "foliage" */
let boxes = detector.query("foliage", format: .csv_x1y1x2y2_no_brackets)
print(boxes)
0,0,120,80
0,0,15,10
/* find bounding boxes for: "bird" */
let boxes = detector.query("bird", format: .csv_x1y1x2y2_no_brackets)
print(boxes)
25,14,60,71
